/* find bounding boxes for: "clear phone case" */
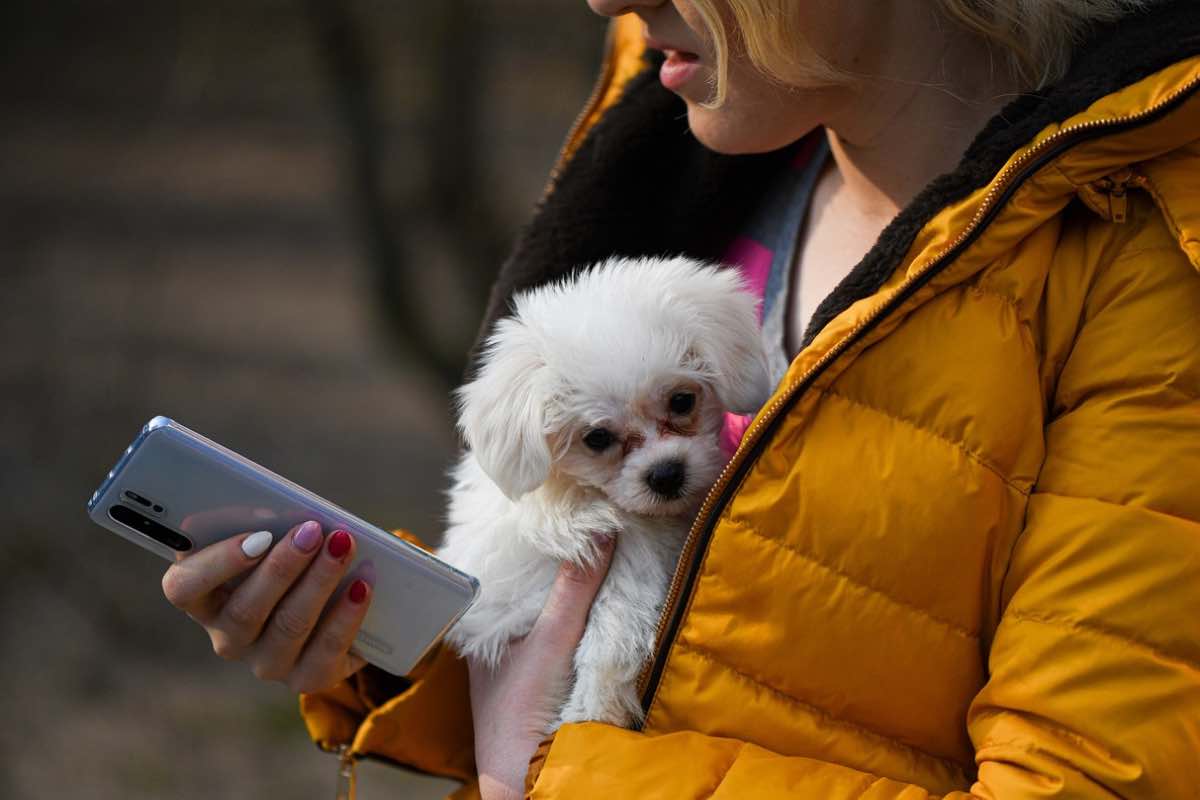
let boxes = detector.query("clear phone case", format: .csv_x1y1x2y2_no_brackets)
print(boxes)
87,416,478,676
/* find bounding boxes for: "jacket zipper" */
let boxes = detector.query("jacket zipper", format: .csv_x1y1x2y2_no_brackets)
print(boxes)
542,22,623,200
636,71,1200,717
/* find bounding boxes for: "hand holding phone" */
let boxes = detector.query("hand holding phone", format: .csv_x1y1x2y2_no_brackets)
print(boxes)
88,417,478,689
162,518,373,691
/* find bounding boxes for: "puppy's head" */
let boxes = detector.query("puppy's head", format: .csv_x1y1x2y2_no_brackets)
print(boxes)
458,256,771,513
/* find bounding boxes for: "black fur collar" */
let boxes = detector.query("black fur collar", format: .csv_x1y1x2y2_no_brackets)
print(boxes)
470,0,1200,373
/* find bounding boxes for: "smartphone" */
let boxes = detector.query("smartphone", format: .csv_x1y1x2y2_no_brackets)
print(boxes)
87,415,478,676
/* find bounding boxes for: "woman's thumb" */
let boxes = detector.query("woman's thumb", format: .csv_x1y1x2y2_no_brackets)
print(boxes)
530,534,616,651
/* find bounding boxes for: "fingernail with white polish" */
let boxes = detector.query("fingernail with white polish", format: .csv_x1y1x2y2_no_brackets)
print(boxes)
241,530,274,558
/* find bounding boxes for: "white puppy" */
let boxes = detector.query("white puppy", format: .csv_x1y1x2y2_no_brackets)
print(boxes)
438,255,770,729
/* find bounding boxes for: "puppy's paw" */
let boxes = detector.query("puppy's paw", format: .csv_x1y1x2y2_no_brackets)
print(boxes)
570,501,622,541
556,696,634,729
556,678,643,730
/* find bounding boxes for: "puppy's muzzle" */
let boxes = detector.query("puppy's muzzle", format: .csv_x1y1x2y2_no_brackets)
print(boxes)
646,460,686,499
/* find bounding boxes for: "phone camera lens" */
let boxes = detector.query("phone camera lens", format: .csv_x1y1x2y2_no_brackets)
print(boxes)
109,504,192,552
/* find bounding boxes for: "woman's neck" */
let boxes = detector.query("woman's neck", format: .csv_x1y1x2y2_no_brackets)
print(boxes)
821,22,1022,226
784,21,1023,355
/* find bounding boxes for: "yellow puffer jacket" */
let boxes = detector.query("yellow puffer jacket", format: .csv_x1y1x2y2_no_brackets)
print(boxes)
302,7,1200,798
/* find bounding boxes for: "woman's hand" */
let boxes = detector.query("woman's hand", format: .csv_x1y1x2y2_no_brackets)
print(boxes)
160,521,372,692
470,535,616,800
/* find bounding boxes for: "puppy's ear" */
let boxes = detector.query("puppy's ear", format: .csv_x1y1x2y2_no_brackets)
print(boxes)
456,317,552,500
674,260,772,414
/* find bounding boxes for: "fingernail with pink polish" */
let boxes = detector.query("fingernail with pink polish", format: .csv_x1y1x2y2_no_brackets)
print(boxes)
292,520,322,553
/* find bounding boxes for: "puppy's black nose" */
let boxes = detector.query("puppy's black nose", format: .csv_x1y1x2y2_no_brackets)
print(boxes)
646,460,686,499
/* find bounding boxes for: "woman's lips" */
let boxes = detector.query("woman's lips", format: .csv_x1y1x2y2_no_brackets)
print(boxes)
644,33,702,92
659,49,701,91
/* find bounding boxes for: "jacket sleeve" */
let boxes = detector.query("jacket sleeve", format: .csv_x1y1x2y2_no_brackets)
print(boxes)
526,234,1200,797
298,529,476,785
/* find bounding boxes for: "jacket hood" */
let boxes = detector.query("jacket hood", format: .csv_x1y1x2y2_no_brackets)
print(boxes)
474,0,1200,371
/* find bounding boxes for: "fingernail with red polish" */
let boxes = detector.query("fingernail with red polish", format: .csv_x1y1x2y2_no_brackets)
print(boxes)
292,520,322,553
348,579,369,604
327,529,352,560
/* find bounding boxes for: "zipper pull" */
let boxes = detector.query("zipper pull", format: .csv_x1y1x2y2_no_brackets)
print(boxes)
1108,182,1128,224
1098,168,1134,224
334,744,357,800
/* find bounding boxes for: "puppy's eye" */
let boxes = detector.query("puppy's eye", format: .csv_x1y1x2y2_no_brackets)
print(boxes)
668,392,696,415
583,428,615,452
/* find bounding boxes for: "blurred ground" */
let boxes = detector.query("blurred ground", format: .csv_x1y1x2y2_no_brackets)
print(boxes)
0,2,603,796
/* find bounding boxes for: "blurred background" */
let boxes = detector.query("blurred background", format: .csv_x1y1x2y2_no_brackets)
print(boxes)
0,1,605,796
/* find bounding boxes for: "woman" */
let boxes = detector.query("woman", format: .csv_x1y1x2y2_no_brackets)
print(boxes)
162,1,1200,797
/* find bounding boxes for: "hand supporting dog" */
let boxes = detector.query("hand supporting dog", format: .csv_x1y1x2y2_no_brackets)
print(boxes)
471,534,616,800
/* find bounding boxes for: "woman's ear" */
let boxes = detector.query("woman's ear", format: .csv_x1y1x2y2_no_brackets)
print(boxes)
456,317,552,500
673,261,772,414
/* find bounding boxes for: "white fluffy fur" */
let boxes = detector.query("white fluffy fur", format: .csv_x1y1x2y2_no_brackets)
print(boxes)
438,256,770,730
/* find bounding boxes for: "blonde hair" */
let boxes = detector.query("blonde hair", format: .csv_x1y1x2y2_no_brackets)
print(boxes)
692,0,1161,102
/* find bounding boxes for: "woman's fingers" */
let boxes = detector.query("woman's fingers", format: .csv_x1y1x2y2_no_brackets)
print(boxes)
246,529,358,681
529,534,616,655
161,528,280,621
161,521,373,691
209,521,326,656
286,577,372,693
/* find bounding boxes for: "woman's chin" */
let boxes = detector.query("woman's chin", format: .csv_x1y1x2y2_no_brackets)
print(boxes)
684,103,814,156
